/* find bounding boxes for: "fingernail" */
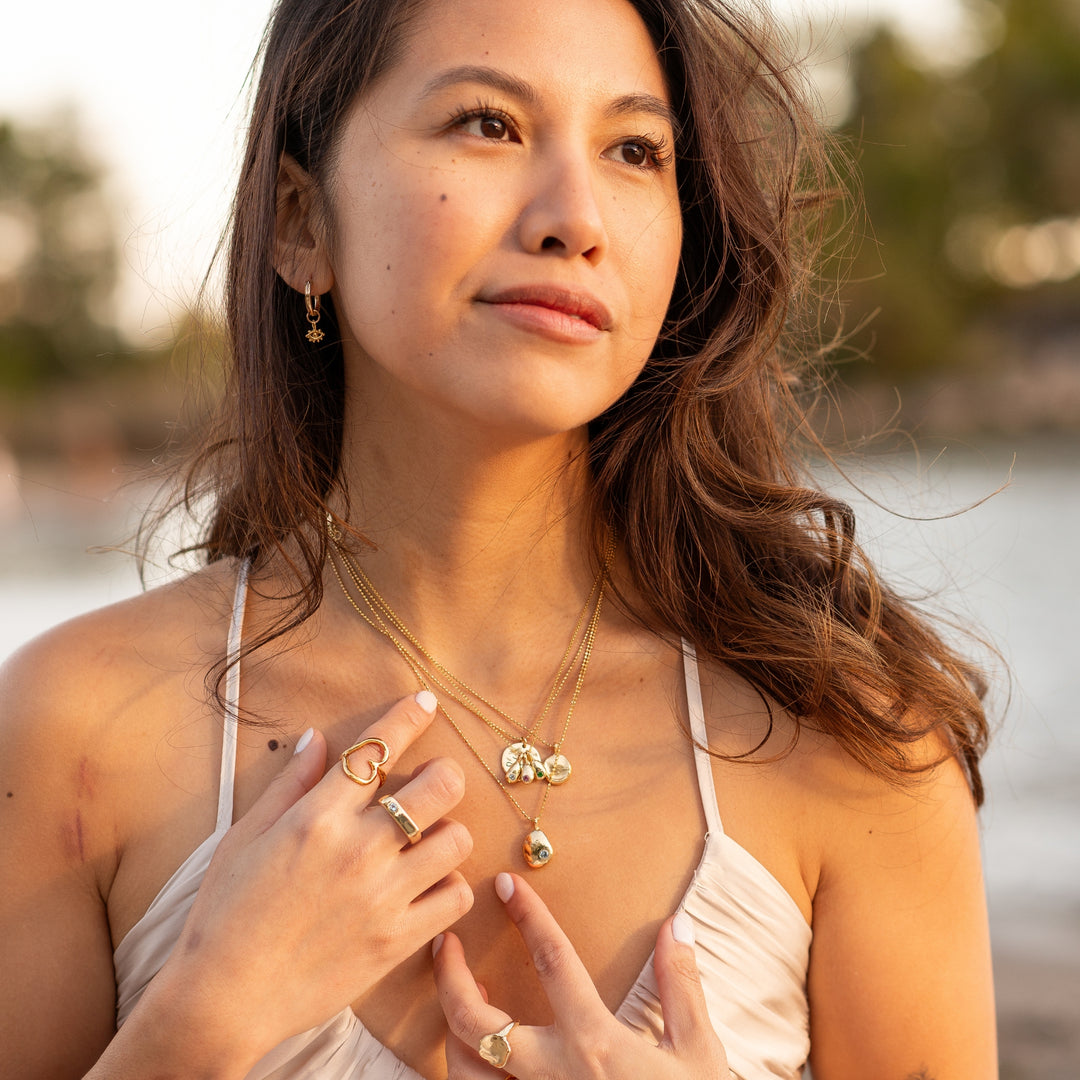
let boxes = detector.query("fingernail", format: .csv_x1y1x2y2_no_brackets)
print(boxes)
294,728,314,755
495,872,515,903
672,911,695,946
431,933,444,957
415,690,438,714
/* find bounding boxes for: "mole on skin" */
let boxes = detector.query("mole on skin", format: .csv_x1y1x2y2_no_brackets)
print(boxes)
268,739,280,751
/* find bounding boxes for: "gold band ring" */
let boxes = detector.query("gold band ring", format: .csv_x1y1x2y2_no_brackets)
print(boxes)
377,794,423,845
478,1020,518,1069
341,737,390,787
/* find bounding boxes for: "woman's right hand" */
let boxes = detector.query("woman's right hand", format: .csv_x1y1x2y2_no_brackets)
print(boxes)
106,691,473,1077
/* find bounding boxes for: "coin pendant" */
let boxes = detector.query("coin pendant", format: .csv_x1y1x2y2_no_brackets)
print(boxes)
501,740,545,783
543,753,572,785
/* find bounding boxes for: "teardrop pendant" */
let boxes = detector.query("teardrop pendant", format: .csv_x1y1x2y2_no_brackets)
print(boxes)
523,829,554,868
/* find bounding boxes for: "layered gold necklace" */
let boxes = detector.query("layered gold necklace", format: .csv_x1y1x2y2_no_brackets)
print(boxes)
327,518,612,869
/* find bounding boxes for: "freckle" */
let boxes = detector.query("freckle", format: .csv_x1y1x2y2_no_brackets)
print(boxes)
440,193,447,202
386,264,391,270
267,739,280,751
6,791,12,798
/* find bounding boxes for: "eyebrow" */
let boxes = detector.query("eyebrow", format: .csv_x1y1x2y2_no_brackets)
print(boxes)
419,65,678,134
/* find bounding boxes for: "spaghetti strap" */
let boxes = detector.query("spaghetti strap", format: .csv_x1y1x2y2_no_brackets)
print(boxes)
215,559,249,833
681,639,725,837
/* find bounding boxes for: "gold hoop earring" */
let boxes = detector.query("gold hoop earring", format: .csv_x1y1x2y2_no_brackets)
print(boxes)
305,281,325,343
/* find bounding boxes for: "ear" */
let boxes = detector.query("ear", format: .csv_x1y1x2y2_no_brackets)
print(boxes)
273,153,334,295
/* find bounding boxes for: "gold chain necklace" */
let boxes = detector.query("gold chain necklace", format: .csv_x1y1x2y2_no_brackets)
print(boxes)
337,545,600,768
327,522,611,868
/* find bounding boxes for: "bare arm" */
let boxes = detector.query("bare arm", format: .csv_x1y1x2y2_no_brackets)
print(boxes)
0,633,121,1076
806,751,997,1079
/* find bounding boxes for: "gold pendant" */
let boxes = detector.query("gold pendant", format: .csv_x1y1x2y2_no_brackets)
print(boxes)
502,740,546,783
543,753,572,784
523,829,554,868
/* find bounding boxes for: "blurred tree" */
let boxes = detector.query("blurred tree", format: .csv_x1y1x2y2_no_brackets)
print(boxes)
0,111,123,395
835,0,1080,384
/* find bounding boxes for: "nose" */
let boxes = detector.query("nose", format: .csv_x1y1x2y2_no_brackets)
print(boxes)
517,153,609,265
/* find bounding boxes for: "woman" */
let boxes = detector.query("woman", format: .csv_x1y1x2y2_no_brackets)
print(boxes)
0,0,996,1077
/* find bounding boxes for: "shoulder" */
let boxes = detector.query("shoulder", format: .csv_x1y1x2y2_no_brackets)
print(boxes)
695,660,982,907
1,559,240,748
696,662,994,1077
0,560,242,886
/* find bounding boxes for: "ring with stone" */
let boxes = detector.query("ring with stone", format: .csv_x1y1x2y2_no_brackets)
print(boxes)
377,794,422,844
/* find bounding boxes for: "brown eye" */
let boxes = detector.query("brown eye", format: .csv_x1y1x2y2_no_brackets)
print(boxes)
619,142,648,166
478,116,507,139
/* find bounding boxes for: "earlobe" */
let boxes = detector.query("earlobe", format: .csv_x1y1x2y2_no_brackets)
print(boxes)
273,153,334,295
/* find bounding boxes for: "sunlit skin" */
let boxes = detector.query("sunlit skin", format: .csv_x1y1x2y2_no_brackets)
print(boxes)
0,0,997,1078
316,0,682,444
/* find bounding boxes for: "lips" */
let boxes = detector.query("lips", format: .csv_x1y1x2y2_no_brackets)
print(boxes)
477,285,613,332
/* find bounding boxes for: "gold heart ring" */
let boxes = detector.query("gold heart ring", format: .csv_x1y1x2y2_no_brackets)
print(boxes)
340,737,390,787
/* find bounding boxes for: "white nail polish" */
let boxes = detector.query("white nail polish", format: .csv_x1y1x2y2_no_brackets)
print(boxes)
495,872,515,903
432,933,445,957
294,728,314,755
672,911,695,946
415,690,438,714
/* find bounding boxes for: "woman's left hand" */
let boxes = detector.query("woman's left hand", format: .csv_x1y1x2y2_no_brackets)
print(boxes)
433,872,729,1079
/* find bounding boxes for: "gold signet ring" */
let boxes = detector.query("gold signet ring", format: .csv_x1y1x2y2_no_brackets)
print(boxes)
377,794,422,844
478,1020,517,1069
340,737,390,787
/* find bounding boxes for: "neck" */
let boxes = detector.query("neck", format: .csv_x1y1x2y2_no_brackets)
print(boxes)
331,393,601,689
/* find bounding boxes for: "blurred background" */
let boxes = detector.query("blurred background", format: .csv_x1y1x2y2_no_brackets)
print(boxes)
1,1,1077,1075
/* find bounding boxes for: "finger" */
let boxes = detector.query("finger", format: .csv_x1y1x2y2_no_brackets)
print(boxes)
655,911,725,1066
393,817,474,900
434,931,545,1072
227,727,328,842
494,872,605,1026
330,691,439,803
368,757,467,852
403,869,475,944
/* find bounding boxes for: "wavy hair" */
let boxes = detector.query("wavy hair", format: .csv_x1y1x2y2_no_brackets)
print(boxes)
159,0,989,802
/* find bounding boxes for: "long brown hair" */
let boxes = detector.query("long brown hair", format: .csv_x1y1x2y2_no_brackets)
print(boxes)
160,0,989,801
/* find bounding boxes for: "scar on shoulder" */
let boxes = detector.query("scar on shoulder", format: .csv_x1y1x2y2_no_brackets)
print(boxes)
61,810,87,862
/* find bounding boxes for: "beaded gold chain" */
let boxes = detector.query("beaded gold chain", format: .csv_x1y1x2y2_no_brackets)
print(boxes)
327,521,611,867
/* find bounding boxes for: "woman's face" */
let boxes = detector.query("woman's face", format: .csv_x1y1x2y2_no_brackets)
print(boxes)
323,0,683,440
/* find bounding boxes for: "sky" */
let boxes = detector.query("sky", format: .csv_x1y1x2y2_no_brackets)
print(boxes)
0,0,973,341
